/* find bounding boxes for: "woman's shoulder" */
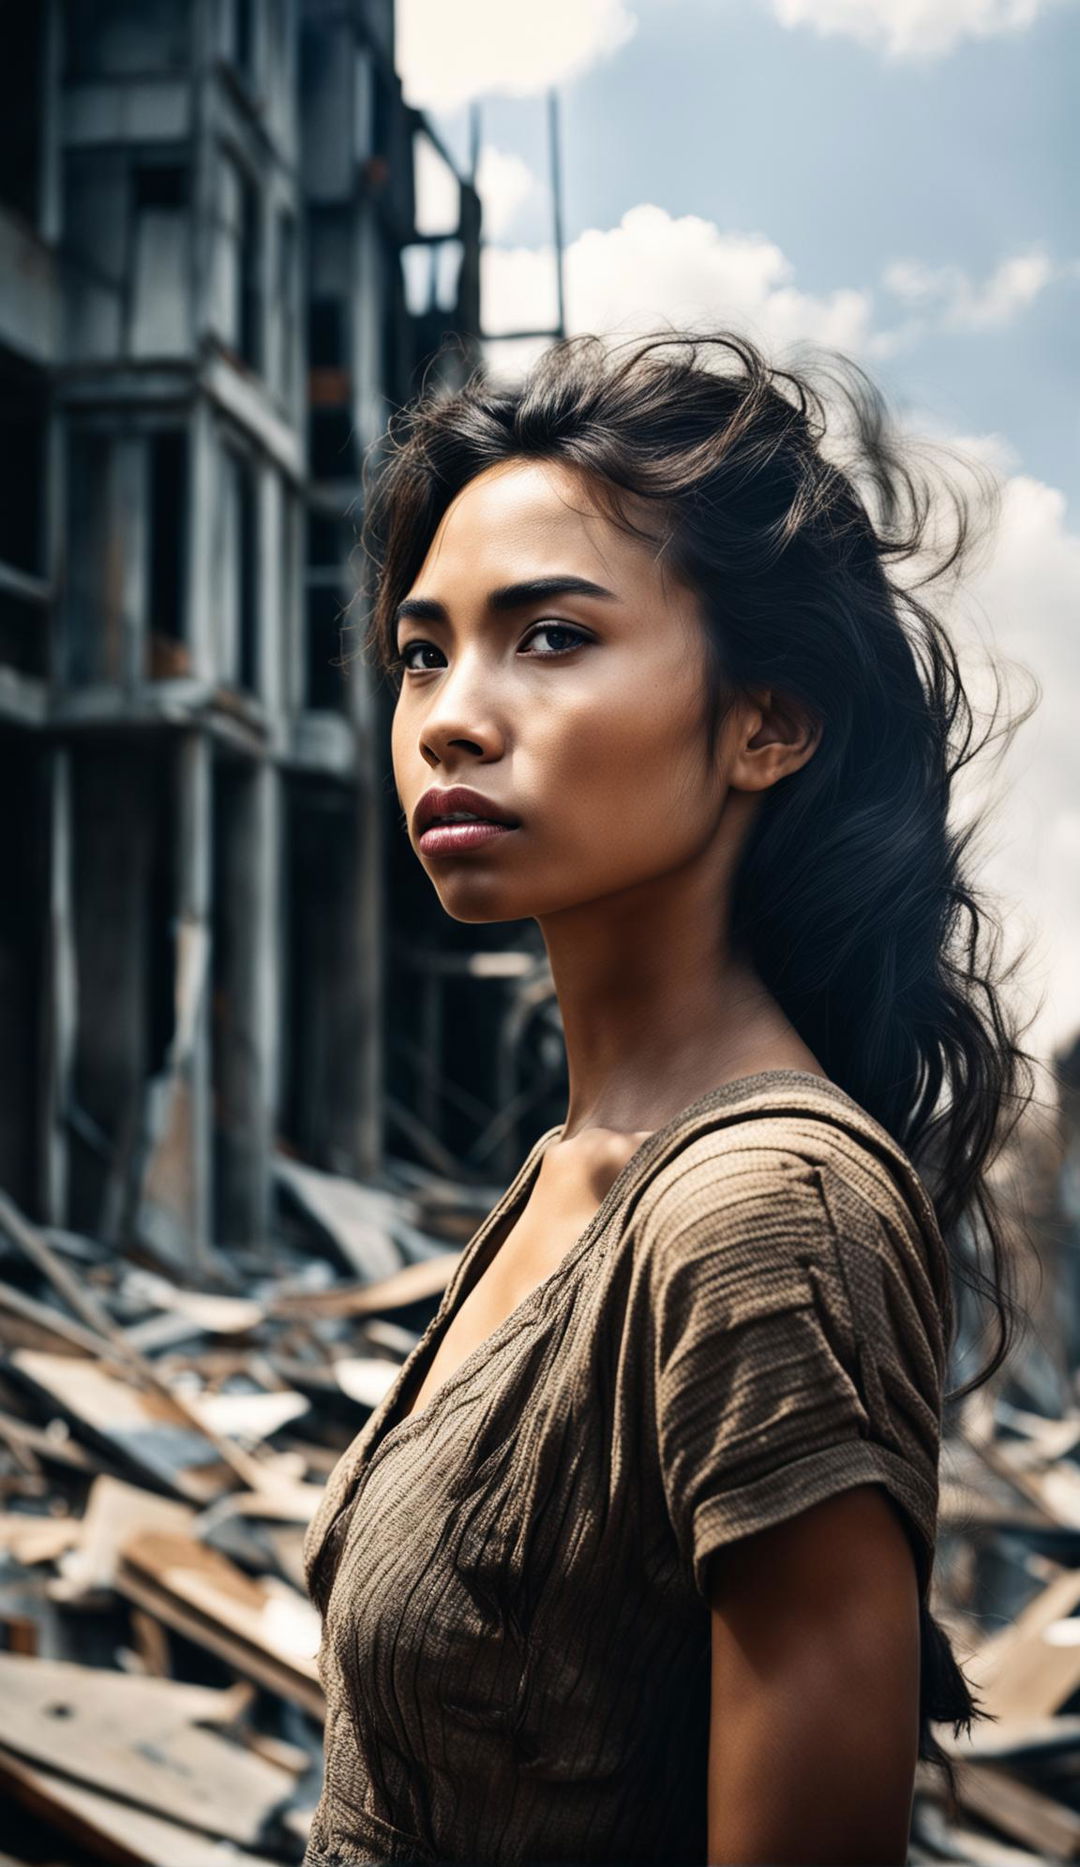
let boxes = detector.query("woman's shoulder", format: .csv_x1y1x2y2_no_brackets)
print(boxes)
626,1070,950,1322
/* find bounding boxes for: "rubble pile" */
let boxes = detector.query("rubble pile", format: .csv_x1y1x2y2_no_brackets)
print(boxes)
0,1153,497,1865
1,1146,1079,1863
909,1389,1080,1863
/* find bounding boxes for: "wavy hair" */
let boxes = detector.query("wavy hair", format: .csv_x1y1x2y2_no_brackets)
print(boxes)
350,327,1038,1799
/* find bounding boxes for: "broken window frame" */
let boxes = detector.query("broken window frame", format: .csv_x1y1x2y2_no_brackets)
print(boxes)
212,142,264,378
214,424,262,700
62,409,193,690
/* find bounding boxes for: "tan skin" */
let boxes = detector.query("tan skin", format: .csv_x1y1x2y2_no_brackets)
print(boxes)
390,456,922,1864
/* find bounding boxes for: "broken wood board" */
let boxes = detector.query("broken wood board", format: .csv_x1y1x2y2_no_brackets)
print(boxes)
963,1567,1080,1721
0,1653,293,1846
0,1280,105,1358
332,1357,399,1409
0,1513,81,1566
945,1757,1080,1859
274,1155,406,1281
116,1529,323,1719
0,1405,98,1475
196,1481,325,1526
9,1351,233,1504
122,1270,265,1338
189,1388,309,1441
913,1792,1053,1865
0,1740,281,1867
270,1251,460,1322
0,1192,273,1498
52,1475,195,1600
960,1405,1080,1532
938,1479,1048,1533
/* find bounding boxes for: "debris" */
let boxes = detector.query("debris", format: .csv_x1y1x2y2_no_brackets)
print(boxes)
0,1653,296,1846
3,1087,1075,1867
0,1137,470,1861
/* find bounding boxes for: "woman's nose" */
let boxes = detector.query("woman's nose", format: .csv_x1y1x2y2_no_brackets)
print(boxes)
418,654,507,766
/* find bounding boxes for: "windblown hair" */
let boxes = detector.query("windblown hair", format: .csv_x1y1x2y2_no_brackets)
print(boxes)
352,327,1038,1798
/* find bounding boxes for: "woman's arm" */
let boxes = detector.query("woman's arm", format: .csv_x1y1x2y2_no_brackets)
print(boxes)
705,1483,922,1867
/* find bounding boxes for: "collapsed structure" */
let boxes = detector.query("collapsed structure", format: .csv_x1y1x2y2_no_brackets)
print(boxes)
0,0,489,1269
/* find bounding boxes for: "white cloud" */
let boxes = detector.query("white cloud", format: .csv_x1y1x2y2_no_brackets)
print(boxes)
395,0,638,110
481,210,1070,377
413,131,463,237
769,0,1073,60
883,248,1058,331
482,203,875,369
476,145,540,241
931,464,1080,1062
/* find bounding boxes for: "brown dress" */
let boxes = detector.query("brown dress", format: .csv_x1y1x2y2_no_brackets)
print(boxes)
302,1069,951,1866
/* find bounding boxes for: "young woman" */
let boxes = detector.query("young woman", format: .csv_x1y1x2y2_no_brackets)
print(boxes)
302,330,1033,1866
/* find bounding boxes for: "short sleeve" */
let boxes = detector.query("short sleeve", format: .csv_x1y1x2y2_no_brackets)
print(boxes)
641,1136,945,1601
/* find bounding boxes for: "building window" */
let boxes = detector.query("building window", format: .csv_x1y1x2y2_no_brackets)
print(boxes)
308,296,345,368
146,430,189,677
237,457,258,692
0,5,44,223
0,348,46,583
215,151,262,374
65,428,115,687
218,448,259,694
306,512,341,567
131,163,190,357
305,585,346,710
238,168,261,370
275,209,297,406
226,0,257,85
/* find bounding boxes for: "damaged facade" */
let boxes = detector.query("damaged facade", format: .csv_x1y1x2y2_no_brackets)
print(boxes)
0,0,484,1269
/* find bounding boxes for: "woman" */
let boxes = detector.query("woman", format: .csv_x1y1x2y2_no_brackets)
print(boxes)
302,329,1033,1866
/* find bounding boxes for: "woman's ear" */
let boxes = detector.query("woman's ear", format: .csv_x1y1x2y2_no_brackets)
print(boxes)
727,688,822,794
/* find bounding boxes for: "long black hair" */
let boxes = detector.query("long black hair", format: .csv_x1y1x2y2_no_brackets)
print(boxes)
352,326,1039,1797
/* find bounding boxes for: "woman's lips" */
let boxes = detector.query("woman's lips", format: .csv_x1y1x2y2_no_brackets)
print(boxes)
418,820,519,856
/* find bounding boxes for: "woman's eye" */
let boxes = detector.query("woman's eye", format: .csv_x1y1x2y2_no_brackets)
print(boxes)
397,622,589,673
523,621,590,656
398,641,442,672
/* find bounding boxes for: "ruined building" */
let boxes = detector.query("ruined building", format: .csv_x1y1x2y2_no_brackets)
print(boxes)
0,0,483,1267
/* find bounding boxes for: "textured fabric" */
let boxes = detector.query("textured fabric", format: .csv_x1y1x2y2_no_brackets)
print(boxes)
302,1070,951,1866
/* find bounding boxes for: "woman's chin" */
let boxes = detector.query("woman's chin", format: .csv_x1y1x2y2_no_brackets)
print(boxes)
432,879,532,924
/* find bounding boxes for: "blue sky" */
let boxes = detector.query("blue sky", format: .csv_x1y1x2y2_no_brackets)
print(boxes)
399,0,1080,1058
560,0,1077,499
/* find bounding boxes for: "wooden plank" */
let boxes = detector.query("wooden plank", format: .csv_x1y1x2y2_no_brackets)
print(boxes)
115,1530,323,1720
51,1475,194,1600
0,1282,104,1358
949,1759,1080,1860
190,1388,309,1441
964,1568,1080,1722
0,1185,272,1498
0,1742,281,1867
10,1351,232,1504
269,1250,460,1321
0,1654,294,1847
274,1155,405,1281
0,1513,81,1566
0,1405,98,1474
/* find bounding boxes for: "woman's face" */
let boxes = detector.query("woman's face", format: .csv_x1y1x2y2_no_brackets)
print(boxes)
390,456,740,926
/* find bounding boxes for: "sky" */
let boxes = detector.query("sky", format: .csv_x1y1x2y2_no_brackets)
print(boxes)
397,0,1079,1064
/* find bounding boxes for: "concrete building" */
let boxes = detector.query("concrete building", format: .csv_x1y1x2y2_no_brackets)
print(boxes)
0,0,482,1267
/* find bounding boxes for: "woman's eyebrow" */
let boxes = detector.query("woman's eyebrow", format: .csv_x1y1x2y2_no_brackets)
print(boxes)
394,575,619,631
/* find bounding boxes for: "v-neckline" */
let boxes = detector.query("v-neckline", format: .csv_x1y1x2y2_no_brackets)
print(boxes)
359,1067,847,1469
